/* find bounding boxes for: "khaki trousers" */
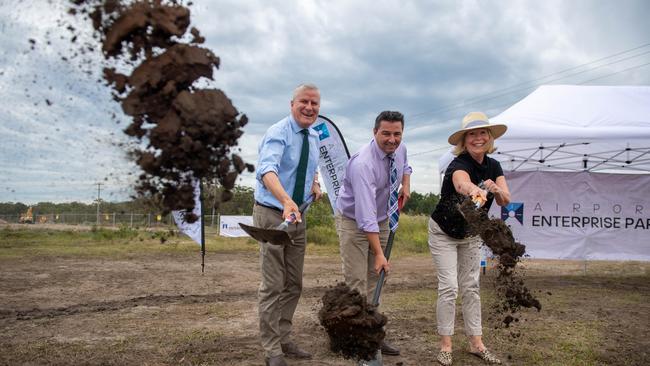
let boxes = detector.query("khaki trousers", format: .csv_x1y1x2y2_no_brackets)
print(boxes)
427,218,482,336
335,213,390,302
254,204,307,358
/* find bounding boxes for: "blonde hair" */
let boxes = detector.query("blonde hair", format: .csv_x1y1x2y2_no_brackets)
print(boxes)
452,129,497,156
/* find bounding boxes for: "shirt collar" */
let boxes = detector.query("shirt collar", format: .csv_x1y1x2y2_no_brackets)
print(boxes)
288,114,301,133
370,139,394,160
288,114,315,135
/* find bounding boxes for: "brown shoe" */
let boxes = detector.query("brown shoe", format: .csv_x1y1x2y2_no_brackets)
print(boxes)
281,342,312,359
380,340,400,356
265,355,287,366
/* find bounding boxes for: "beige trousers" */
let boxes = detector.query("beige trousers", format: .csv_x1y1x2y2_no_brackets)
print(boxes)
335,213,390,301
427,218,482,336
254,204,307,358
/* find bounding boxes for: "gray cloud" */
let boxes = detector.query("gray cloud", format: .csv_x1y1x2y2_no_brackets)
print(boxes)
1,0,649,202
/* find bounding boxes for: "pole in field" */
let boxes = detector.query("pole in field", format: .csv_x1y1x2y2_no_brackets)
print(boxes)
200,182,206,274
95,182,102,226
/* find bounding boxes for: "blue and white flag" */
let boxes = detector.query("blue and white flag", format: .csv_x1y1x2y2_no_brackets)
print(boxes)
312,115,350,211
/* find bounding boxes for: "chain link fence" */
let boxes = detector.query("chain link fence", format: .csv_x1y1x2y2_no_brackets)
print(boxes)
0,211,337,228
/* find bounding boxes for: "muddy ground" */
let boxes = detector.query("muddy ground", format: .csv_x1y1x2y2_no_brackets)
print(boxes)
1,233,649,365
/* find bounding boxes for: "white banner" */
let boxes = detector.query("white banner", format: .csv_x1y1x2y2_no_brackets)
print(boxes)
489,171,650,260
172,181,202,246
313,115,350,211
219,215,253,237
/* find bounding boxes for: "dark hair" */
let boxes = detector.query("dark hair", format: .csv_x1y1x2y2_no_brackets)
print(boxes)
374,111,404,130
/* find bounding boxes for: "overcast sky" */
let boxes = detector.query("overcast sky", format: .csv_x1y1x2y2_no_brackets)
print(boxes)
1,0,649,204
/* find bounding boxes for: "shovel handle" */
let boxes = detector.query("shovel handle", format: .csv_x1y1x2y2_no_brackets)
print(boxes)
278,195,316,229
371,230,396,306
471,194,487,208
471,181,488,208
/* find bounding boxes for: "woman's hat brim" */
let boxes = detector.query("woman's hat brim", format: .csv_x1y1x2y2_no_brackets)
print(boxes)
447,124,507,145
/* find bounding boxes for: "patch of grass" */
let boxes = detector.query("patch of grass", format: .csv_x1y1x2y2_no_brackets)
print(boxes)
393,214,430,255
384,288,436,311
204,303,243,318
90,225,140,240
497,318,603,366
177,328,226,343
0,227,259,259
0,214,436,259
306,223,339,246
0,336,139,365
306,241,340,256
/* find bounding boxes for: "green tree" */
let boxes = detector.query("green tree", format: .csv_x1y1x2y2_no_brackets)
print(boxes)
402,191,439,215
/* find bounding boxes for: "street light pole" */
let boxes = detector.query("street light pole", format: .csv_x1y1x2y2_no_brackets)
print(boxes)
96,183,102,226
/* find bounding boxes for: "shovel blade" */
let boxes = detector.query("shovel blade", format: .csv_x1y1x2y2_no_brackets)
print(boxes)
239,223,292,246
358,350,383,366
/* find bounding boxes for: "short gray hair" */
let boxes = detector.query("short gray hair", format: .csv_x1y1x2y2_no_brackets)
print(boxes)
292,83,319,100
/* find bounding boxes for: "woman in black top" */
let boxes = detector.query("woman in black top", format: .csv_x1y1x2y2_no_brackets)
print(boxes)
429,112,511,366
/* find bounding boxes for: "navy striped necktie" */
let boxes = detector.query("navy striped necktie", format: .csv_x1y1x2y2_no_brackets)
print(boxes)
388,154,399,231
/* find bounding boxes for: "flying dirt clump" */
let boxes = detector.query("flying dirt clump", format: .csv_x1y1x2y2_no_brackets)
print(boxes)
459,199,541,328
318,283,387,361
69,0,253,221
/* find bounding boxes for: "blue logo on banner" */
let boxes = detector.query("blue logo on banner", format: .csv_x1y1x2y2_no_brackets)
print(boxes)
313,123,330,141
502,202,524,224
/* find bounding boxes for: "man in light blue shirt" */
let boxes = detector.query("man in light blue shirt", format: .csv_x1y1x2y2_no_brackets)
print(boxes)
254,83,322,366
335,110,412,357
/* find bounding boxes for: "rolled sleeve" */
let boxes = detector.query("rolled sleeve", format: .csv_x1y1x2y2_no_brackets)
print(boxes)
402,145,413,175
403,164,413,175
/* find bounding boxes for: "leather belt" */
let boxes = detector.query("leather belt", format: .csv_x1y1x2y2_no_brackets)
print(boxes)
255,201,282,213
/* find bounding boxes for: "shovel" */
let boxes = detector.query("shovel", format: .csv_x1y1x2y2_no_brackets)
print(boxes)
357,229,395,366
362,195,403,366
239,196,313,246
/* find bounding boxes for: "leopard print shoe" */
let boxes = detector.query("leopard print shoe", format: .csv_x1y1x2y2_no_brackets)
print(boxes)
436,350,453,366
470,349,501,364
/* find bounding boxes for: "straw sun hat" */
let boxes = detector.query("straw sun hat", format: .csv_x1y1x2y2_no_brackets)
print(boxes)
447,111,507,145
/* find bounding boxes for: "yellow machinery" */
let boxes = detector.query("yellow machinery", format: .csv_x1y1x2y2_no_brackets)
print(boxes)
19,207,34,224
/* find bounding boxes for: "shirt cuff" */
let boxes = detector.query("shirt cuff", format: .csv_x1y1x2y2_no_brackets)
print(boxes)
358,220,379,233
256,164,278,183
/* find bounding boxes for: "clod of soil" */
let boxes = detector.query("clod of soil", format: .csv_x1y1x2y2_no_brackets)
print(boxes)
318,283,386,361
69,0,253,220
459,199,542,327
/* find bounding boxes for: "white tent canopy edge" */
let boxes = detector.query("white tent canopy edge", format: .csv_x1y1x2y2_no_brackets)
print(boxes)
491,85,650,173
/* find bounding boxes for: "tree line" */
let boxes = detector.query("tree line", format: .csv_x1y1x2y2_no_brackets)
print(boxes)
0,184,439,217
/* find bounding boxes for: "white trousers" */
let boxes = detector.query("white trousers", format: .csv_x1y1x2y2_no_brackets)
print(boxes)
427,218,482,336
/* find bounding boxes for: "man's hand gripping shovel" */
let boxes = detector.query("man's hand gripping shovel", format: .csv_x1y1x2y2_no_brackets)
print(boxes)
239,196,314,246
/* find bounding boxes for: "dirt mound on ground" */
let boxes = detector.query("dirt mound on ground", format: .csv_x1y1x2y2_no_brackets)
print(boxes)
318,283,386,361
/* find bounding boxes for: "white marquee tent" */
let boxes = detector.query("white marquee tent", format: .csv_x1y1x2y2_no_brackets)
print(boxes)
491,85,650,173
440,85,650,260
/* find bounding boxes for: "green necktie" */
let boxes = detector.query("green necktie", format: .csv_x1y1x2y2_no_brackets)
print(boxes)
292,129,309,206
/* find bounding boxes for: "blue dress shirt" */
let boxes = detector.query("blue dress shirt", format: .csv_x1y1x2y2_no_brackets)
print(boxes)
255,115,319,210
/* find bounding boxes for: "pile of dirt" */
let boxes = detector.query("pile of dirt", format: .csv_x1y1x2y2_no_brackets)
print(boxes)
460,199,542,329
69,0,253,221
318,283,387,361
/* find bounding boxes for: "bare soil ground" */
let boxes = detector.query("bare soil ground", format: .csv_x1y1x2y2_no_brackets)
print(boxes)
1,230,649,365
